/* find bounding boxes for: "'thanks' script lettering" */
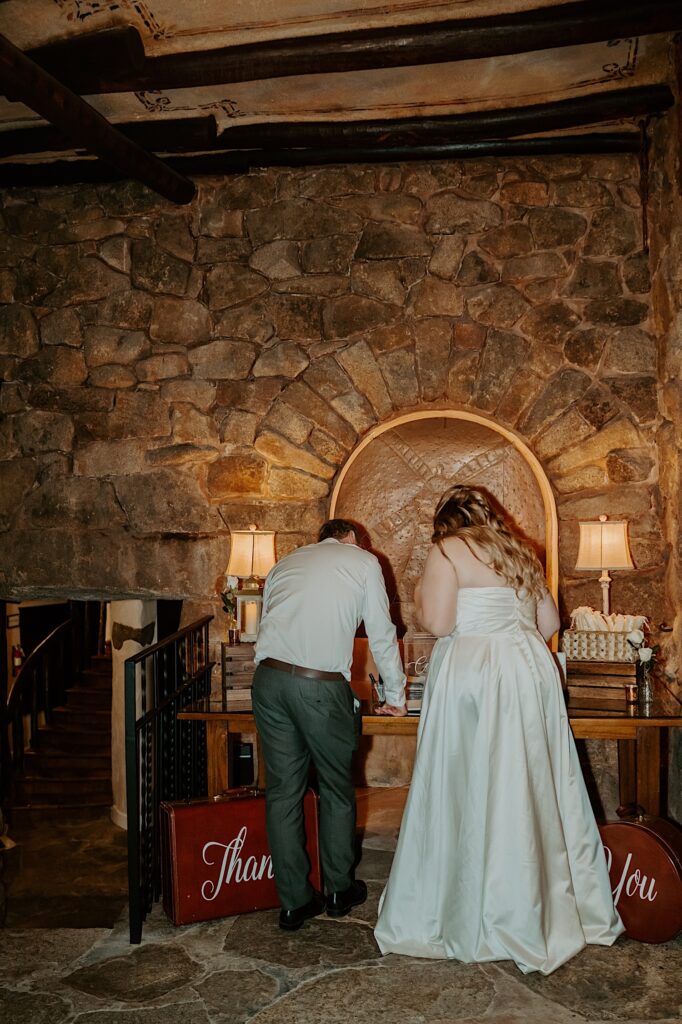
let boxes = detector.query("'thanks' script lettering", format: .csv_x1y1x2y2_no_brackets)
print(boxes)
201,827,275,901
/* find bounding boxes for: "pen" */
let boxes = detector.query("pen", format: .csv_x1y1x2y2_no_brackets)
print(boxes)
369,672,385,706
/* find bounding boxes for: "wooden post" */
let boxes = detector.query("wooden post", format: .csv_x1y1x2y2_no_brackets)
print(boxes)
636,727,662,815
617,739,638,816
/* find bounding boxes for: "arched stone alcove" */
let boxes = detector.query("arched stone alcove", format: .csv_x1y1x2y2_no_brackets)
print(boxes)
330,409,558,635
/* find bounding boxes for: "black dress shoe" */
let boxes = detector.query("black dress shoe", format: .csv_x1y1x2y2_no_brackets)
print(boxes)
326,879,368,918
279,892,325,931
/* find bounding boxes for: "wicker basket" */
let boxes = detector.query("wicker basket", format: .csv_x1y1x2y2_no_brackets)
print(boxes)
561,630,636,663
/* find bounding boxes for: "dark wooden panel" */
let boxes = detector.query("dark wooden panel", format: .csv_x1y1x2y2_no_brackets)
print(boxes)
636,726,662,815
617,739,638,814
567,660,638,679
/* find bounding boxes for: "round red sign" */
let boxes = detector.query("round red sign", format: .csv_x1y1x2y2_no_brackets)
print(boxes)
599,816,682,944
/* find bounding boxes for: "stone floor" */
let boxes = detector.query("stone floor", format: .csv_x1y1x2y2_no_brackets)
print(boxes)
1,788,680,1024
1,810,128,929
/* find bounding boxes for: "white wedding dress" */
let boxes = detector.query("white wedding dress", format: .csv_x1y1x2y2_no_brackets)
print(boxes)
374,587,624,975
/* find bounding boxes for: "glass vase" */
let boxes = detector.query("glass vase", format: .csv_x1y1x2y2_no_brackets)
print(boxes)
638,666,653,706
224,617,239,645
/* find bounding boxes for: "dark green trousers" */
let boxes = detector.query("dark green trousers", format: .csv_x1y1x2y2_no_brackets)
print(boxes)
252,663,358,910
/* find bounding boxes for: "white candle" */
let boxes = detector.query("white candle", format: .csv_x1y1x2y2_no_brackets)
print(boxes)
244,601,258,636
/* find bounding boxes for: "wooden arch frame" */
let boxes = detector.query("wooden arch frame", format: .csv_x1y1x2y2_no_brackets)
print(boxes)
329,408,559,604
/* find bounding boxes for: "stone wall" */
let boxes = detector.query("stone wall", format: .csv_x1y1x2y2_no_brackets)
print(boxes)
0,153,671,665
649,53,682,688
647,48,682,818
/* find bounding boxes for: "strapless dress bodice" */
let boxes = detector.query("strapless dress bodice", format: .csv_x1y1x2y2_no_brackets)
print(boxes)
454,587,536,634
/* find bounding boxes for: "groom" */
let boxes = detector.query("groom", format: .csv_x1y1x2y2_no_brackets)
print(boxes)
252,518,406,930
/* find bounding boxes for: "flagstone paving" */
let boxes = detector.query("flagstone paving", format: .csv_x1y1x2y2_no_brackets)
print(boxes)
1,788,680,1023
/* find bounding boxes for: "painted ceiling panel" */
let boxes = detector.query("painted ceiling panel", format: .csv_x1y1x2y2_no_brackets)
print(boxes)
1,0,580,52
0,36,665,131
0,1,675,188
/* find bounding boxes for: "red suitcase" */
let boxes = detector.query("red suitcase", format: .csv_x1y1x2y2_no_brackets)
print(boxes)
160,787,321,925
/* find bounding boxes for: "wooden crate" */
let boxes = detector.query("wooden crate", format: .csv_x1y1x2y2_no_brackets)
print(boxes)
221,642,256,691
567,659,637,704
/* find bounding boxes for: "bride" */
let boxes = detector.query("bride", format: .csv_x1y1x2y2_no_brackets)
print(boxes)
374,486,623,975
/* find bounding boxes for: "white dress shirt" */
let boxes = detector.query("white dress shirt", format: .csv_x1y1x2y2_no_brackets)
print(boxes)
254,538,406,706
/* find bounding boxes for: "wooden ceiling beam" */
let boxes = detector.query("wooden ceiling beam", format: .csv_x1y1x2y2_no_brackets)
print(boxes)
199,135,642,174
0,85,668,164
0,115,217,158
27,26,145,91
0,134,640,189
19,0,682,95
0,32,196,203
216,86,672,150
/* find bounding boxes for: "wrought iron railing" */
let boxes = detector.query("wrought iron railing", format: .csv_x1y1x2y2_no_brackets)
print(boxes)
125,615,212,944
0,601,103,814
1,619,70,811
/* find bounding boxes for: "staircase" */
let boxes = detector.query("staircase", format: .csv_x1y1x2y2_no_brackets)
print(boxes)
12,654,113,818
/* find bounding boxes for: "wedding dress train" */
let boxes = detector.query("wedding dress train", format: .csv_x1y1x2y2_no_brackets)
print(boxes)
374,587,623,975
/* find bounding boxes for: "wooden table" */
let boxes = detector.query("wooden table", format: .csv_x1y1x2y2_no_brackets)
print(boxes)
178,680,682,816
565,684,682,817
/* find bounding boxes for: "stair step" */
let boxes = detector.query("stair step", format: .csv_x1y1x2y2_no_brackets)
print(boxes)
7,649,114,821
63,687,111,711
80,666,113,689
15,775,112,800
52,708,111,731
10,799,113,821
89,651,111,667
23,751,111,776
37,727,111,753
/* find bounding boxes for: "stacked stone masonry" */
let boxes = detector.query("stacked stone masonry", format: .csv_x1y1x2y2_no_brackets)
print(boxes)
0,155,674,687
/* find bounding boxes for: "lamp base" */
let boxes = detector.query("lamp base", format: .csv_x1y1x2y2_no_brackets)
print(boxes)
240,576,261,592
599,570,612,616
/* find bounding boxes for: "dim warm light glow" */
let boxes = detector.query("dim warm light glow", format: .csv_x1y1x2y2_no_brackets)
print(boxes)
574,515,634,615
575,516,634,571
226,524,276,579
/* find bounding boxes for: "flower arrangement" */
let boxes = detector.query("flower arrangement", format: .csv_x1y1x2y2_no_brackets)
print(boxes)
220,575,239,626
626,629,655,666
626,629,657,702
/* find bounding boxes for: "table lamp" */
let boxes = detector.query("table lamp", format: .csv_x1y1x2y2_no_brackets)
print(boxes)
226,524,276,641
574,514,634,615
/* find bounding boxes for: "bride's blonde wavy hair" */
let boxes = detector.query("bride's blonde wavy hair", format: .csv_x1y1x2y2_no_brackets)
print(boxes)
432,486,546,600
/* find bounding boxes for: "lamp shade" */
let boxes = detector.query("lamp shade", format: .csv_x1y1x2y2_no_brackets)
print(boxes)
575,516,634,571
226,524,276,578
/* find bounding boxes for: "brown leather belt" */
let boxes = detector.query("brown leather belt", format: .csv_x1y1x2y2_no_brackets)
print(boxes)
261,657,345,682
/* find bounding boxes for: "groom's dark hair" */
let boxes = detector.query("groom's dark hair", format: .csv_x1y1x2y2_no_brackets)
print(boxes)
318,518,358,542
